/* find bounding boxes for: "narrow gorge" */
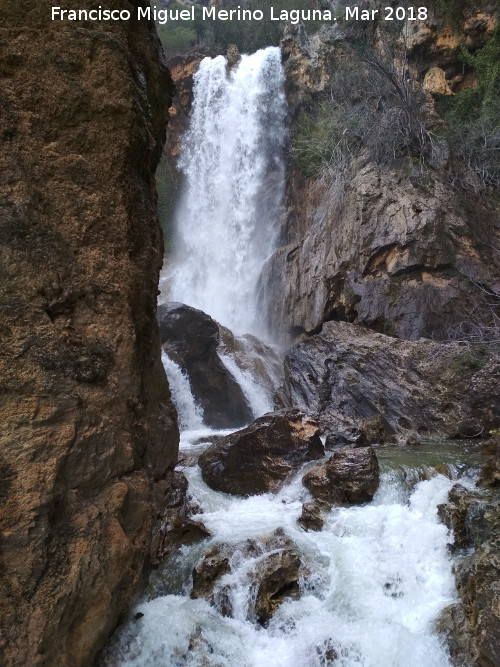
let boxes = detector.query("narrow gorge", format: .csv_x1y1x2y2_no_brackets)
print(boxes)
1,1,499,666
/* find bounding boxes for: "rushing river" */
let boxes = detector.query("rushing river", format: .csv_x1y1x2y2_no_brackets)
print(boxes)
102,47,479,666
104,385,479,666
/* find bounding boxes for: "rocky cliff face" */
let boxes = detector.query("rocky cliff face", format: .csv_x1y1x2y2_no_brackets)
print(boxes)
263,6,499,341
0,2,178,664
263,160,500,339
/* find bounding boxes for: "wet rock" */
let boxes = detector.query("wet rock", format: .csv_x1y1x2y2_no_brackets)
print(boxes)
437,483,477,551
315,639,339,664
191,530,304,625
254,547,302,624
283,321,500,442
151,471,211,566
438,485,500,666
298,501,325,531
158,302,253,428
325,429,368,450
478,436,500,488
191,545,232,603
219,324,285,408
198,410,324,496
435,602,476,665
303,447,380,506
226,44,241,71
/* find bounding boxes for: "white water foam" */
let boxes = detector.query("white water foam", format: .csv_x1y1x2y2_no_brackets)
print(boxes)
166,47,287,336
161,350,204,431
107,466,460,667
218,352,274,418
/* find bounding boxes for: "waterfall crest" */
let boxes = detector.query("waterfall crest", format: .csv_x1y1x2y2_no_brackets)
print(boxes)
167,47,287,336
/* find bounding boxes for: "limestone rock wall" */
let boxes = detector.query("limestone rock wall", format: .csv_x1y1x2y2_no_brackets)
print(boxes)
263,5,499,342
263,161,500,340
0,1,178,664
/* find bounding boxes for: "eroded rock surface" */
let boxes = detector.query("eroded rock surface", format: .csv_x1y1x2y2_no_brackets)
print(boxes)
198,410,324,495
266,10,500,343
151,471,210,567
0,2,177,665
263,161,500,341
284,321,500,442
303,447,380,506
437,482,500,666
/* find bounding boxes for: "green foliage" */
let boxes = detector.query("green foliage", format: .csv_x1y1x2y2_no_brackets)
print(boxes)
450,350,487,373
431,0,467,28
293,102,354,179
156,0,333,56
156,4,198,56
292,49,437,179
436,27,500,189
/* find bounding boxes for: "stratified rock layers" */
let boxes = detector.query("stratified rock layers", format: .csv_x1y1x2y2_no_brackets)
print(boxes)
284,321,500,442
0,2,177,665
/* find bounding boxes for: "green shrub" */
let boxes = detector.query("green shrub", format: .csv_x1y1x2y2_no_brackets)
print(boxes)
436,28,500,189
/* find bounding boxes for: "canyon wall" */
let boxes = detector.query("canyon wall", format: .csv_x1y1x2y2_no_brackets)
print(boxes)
0,1,178,664
262,4,499,342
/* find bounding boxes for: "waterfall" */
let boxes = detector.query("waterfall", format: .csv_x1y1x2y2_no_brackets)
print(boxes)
161,351,204,431
167,47,287,336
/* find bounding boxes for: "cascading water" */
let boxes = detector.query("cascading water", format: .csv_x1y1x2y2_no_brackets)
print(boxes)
165,47,287,336
161,351,204,431
102,48,471,667
104,453,479,666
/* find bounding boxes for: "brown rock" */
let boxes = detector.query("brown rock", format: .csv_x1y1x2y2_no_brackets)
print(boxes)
191,530,304,625
0,3,178,665
438,486,500,666
254,547,302,625
298,501,325,531
198,410,324,496
478,436,500,488
191,545,232,603
423,66,453,95
262,160,500,341
151,471,211,567
303,447,380,505
226,44,241,71
437,483,479,551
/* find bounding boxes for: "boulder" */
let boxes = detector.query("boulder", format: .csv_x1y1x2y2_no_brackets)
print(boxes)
478,436,500,488
298,501,325,531
325,429,368,450
191,530,304,625
303,447,380,506
158,302,253,428
198,410,324,496
284,321,500,442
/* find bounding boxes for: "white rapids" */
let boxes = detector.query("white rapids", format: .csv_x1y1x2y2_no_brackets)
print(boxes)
164,47,287,336
104,408,468,667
